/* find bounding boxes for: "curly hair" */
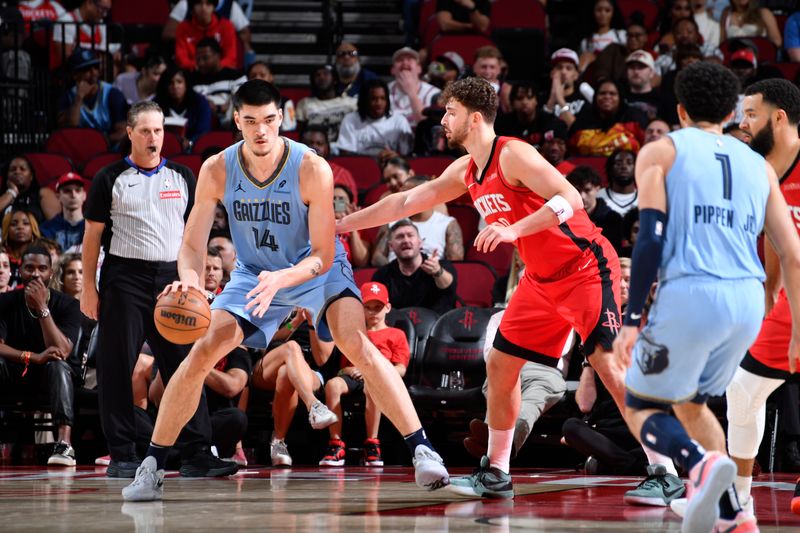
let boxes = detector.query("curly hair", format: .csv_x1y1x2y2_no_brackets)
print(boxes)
357,78,391,120
675,62,740,124
745,78,800,126
441,77,498,124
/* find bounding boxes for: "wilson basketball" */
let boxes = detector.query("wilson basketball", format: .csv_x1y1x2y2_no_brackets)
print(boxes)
154,288,211,345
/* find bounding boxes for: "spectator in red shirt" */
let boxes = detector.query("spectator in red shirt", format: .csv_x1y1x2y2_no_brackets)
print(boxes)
319,282,410,467
175,0,237,71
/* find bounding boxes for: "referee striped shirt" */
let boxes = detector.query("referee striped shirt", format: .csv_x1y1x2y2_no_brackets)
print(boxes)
85,157,196,262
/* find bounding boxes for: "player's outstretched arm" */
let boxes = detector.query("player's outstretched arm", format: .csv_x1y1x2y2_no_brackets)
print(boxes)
171,153,226,294
474,140,584,252
763,162,800,372
336,156,470,234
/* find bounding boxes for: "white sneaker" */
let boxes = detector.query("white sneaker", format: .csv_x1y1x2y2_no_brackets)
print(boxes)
308,402,338,430
412,444,449,491
270,439,292,467
47,441,76,466
122,457,164,502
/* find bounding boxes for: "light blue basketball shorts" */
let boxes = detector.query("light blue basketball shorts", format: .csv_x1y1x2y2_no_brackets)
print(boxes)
211,258,360,348
625,276,764,406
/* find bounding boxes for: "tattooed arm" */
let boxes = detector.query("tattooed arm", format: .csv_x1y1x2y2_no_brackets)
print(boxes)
444,219,464,261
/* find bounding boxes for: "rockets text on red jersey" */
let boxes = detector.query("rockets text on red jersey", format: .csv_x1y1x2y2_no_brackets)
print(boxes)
780,151,800,234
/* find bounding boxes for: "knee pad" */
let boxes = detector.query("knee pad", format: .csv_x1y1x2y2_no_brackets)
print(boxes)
726,374,767,459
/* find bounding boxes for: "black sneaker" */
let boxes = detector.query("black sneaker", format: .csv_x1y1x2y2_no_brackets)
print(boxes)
179,448,239,478
447,456,514,499
107,458,142,478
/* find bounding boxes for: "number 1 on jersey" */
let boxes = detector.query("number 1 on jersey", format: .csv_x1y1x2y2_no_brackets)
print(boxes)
251,227,279,251
715,153,732,201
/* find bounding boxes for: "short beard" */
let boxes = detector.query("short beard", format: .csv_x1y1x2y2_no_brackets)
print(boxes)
447,124,469,149
336,62,360,80
750,120,775,157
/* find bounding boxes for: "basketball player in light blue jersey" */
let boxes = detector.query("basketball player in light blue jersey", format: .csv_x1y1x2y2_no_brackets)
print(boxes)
614,62,800,533
123,80,449,501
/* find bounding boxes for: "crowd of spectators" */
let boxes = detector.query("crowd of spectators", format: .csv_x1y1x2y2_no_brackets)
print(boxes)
2,0,800,469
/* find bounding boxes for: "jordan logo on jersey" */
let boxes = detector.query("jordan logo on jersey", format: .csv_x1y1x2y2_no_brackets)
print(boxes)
235,181,246,193
473,193,511,220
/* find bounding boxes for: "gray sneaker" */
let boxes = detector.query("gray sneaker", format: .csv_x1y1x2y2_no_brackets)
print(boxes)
270,439,292,467
412,444,449,491
122,457,165,502
447,456,514,499
47,441,76,466
308,402,338,430
624,464,686,506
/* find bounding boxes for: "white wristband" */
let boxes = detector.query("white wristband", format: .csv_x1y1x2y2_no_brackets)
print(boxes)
545,194,574,224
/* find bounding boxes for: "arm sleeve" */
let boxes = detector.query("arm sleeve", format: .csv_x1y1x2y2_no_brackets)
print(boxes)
624,208,666,326
84,167,114,223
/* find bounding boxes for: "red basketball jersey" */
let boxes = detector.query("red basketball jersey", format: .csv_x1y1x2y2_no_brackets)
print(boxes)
464,136,603,279
780,151,800,235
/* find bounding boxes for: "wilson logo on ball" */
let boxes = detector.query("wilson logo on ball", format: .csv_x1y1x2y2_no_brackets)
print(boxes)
160,310,198,327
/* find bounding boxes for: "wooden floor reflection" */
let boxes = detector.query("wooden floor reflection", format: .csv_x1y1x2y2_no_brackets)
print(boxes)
1,465,799,531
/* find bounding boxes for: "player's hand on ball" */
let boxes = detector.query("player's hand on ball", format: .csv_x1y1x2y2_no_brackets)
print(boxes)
159,279,202,299
613,325,638,368
474,223,518,253
245,270,283,318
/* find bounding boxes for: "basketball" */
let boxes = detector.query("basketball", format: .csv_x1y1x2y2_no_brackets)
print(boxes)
154,288,211,345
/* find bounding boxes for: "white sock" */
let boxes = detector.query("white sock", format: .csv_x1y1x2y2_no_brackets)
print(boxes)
735,475,752,504
643,446,679,476
488,427,514,474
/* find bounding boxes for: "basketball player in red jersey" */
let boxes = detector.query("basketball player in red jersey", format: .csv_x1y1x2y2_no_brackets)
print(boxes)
338,77,680,499
719,78,800,520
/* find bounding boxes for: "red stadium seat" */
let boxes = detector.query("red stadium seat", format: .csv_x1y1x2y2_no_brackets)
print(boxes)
774,62,800,82
192,131,235,155
430,34,495,66
617,0,660,31
447,204,480,246
83,152,122,179
466,242,514,279
280,87,311,104
491,0,546,30
452,261,497,308
419,0,437,32
354,267,377,287
409,156,454,178
421,15,442,47
46,128,109,170
24,152,74,188
162,131,183,157
111,0,169,25
282,130,300,141
362,183,389,207
568,156,608,186
171,154,203,178
329,156,382,192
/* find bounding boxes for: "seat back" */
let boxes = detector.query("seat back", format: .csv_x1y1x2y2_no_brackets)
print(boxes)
491,0,546,30
329,156,382,192
45,128,109,170
353,267,377,288
447,203,480,246
387,315,418,384
111,0,169,25
82,152,121,179
418,307,496,389
162,131,183,157
388,306,439,360
465,242,514,279
617,0,659,30
453,261,497,308
24,152,74,188
409,156,454,178
192,131,235,155
429,34,495,66
171,154,203,178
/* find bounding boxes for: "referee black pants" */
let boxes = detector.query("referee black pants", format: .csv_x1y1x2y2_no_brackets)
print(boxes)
96,255,212,461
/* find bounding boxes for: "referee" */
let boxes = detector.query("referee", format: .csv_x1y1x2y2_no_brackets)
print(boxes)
81,101,237,478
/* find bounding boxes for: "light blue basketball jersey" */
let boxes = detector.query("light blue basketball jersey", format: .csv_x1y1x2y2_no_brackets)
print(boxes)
660,128,769,283
222,137,347,275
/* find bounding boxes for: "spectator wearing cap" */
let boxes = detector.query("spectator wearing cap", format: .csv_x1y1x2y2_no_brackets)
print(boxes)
164,0,253,63
786,11,800,63
590,22,651,86
296,64,357,144
496,81,561,148
729,48,758,87
334,42,379,98
540,122,575,176
566,166,624,252
389,47,440,128
426,52,464,90
623,50,659,121
175,0,238,72
318,281,410,468
435,0,490,34
40,173,86,253
543,49,587,128
335,78,413,158
57,48,128,145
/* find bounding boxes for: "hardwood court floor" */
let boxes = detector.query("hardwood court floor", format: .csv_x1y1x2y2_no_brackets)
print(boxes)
1,465,799,531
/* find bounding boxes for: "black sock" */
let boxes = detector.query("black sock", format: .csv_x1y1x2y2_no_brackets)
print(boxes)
719,484,741,520
404,428,433,455
147,442,170,471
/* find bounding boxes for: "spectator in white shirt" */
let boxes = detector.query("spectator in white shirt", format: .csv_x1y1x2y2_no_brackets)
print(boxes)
388,47,439,128
335,78,413,158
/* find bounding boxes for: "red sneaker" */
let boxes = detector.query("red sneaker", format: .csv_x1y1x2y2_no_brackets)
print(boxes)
319,439,346,467
791,478,800,515
362,438,383,466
